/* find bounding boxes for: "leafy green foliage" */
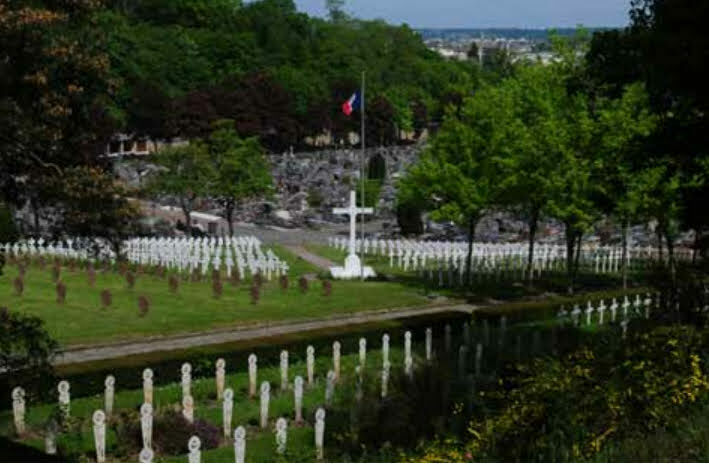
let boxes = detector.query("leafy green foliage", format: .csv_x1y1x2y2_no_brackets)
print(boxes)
148,141,215,234
411,324,709,462
207,120,273,234
0,309,58,409
94,0,475,150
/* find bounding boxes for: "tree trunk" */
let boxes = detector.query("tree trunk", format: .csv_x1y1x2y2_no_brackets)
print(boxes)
181,199,192,237
565,222,575,295
573,234,583,291
31,198,41,237
526,208,539,286
225,200,235,237
465,217,477,287
665,229,676,287
621,218,629,289
657,228,664,264
692,228,701,264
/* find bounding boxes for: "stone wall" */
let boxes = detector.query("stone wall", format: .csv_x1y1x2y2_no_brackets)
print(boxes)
267,145,423,226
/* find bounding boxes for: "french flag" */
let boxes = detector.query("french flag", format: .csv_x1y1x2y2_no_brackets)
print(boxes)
342,91,361,116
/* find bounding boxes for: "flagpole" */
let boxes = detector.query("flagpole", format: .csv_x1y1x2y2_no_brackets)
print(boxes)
360,70,366,281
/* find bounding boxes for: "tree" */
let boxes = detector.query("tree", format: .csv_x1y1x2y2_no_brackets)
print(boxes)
207,121,273,236
492,63,570,284
0,0,116,208
595,83,658,288
52,166,141,259
149,142,215,236
325,0,348,22
0,309,59,406
398,90,507,283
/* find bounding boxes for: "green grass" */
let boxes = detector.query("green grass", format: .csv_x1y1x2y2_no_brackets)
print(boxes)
0,259,429,347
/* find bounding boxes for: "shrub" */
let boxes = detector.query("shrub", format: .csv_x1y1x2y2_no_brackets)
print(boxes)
125,271,135,289
323,280,332,297
13,276,23,296
0,203,18,244
0,310,58,411
100,289,112,309
118,410,219,456
168,275,179,294
250,285,260,304
280,275,289,291
55,281,66,304
138,296,150,317
299,276,309,293
410,324,709,462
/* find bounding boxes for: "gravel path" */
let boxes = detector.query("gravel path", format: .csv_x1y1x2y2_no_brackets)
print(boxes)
283,244,336,270
55,303,475,366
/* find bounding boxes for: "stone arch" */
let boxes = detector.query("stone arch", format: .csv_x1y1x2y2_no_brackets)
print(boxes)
367,152,387,181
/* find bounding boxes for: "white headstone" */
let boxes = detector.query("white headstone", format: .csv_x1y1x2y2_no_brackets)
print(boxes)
92,410,106,463
276,417,287,454
425,328,433,361
294,376,304,423
141,402,153,450
234,426,246,463
103,375,115,418
332,341,341,380
306,346,315,386
381,361,391,398
382,333,390,366
248,354,258,397
188,436,201,463
475,343,483,377
139,447,154,463
216,359,226,400
182,395,194,424
45,424,57,455
315,408,326,460
12,387,25,435
181,363,192,399
325,370,336,406
223,388,234,438
280,350,289,391
260,381,270,429
143,368,153,405
58,380,70,419
359,337,367,367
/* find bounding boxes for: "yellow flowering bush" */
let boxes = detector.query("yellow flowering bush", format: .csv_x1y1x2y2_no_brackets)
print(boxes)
408,325,709,462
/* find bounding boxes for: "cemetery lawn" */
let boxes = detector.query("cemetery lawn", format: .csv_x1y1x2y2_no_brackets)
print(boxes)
0,345,410,462
0,252,430,347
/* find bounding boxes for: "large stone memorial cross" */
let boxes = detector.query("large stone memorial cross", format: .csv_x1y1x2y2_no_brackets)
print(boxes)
330,191,376,279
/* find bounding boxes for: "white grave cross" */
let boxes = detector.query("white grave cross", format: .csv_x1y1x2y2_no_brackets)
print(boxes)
330,191,376,279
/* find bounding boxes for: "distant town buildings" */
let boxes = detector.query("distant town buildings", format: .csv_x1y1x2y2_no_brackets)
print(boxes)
104,133,188,158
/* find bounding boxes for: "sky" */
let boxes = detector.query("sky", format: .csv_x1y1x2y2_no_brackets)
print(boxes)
291,0,630,29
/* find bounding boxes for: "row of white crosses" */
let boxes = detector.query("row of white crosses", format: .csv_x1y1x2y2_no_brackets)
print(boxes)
13,327,439,462
328,237,692,283
122,236,288,279
0,237,113,262
557,292,659,338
